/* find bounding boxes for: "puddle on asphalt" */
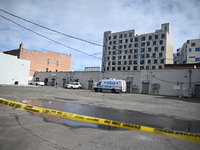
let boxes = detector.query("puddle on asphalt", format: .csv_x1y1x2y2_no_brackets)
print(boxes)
21,99,200,133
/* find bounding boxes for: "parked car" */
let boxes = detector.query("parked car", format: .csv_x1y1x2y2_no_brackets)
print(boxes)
64,82,82,89
29,81,45,86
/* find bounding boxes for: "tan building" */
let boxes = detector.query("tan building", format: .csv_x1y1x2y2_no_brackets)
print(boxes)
4,43,72,78
102,23,174,71
179,39,200,64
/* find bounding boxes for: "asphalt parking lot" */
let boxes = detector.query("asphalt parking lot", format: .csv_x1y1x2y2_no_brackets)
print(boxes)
0,85,200,150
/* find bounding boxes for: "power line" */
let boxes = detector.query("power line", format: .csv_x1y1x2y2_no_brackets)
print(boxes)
0,14,102,60
0,8,103,47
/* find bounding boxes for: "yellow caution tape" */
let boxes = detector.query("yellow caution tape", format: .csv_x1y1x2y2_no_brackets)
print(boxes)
0,97,200,143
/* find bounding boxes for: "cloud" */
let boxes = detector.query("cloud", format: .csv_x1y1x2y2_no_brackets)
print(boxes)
0,0,199,70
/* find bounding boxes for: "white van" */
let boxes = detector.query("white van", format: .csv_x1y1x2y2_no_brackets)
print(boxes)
94,79,126,93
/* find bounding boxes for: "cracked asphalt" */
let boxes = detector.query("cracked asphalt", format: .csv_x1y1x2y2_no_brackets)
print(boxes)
0,85,200,150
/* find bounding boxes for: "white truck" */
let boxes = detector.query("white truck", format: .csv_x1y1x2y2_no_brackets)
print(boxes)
94,79,126,93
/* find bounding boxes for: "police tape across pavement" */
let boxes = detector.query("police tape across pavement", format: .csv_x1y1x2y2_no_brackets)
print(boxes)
0,97,199,143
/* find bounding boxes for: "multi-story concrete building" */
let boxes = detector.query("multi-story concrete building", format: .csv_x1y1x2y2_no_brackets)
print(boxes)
173,48,181,64
179,39,200,64
3,43,72,79
102,23,174,71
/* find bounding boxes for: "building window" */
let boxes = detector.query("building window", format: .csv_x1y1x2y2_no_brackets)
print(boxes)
107,57,110,60
129,44,132,48
128,55,131,59
108,51,111,55
153,41,156,46
56,61,59,66
112,51,116,55
123,67,126,70
148,60,151,64
160,59,164,64
141,42,145,47
118,61,121,65
161,46,165,51
152,53,156,58
134,43,139,47
159,53,163,57
140,54,145,59
125,50,128,54
112,56,116,60
196,48,200,51
189,48,192,52
149,36,152,40
119,40,122,44
146,54,150,58
141,48,145,53
112,67,115,71
114,35,117,39
140,60,144,64
46,68,48,72
109,41,112,45
127,66,130,70
113,46,116,49
148,48,151,52
155,35,158,39
134,66,137,70
134,60,137,64
124,34,127,38
118,45,122,49
117,67,121,71
124,45,127,49
123,55,126,59
125,39,128,43
159,66,163,69
134,55,138,59
134,49,138,53
159,40,163,45
129,33,133,37
47,59,50,65
108,62,110,66
119,34,123,38
118,56,121,60
147,42,150,46
112,61,116,65
195,58,200,61
161,34,165,38
154,59,157,64
140,66,144,70
118,50,122,54
154,47,158,52
141,36,145,41
109,36,111,40
129,60,132,65
107,67,109,71
135,37,139,42
113,41,117,44
124,61,127,65
191,43,196,46
130,49,133,53
152,66,156,69
146,66,149,69
130,38,133,42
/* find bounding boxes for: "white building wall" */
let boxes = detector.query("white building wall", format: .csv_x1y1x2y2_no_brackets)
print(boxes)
0,53,30,85
35,69,200,97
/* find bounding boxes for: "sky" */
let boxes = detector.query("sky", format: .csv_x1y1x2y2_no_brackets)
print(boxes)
0,0,199,71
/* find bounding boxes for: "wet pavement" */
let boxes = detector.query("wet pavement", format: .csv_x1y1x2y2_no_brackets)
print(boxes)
22,99,200,133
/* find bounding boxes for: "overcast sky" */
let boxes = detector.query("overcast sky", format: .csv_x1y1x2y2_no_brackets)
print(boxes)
0,0,199,71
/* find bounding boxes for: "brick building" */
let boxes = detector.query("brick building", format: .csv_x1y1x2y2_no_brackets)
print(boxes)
4,43,72,78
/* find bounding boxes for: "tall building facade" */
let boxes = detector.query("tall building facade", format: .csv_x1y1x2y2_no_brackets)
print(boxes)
4,43,72,77
179,39,200,64
101,23,174,71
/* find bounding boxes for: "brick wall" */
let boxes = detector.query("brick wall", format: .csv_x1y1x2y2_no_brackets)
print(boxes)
20,49,72,76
